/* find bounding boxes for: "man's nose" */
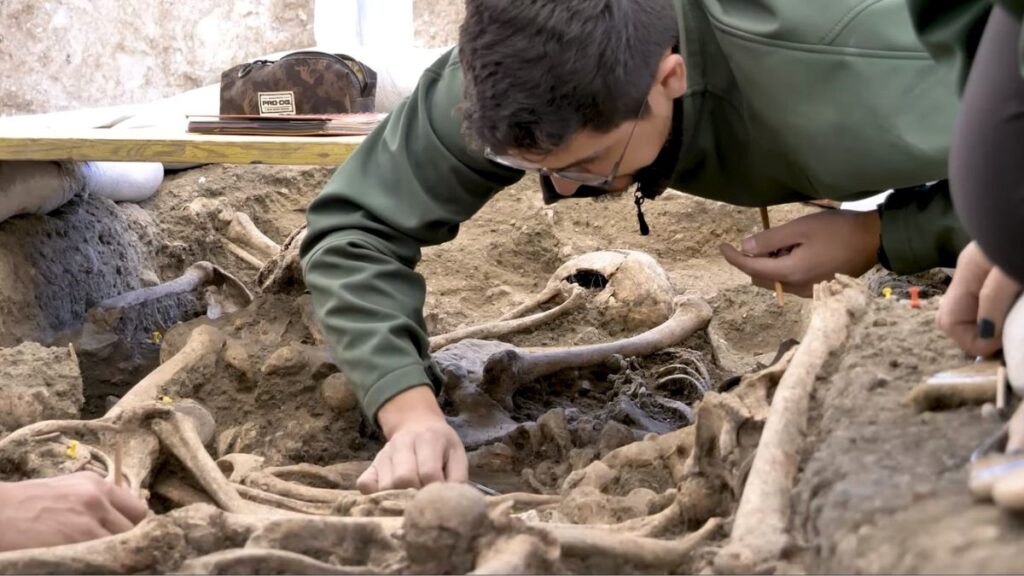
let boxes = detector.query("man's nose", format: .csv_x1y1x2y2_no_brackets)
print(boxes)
550,176,582,197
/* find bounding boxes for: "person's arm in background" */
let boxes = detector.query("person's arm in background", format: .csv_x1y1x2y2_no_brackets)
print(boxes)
908,1,1024,356
300,49,521,493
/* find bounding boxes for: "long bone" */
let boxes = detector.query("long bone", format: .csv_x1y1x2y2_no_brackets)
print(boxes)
477,296,711,408
214,454,569,519
94,261,252,316
439,296,712,449
0,513,187,574
715,277,868,574
179,549,379,575
545,516,723,569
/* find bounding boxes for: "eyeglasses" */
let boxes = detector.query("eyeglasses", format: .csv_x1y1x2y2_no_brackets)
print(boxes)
484,98,648,190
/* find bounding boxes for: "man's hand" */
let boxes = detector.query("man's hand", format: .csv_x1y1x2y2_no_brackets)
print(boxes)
720,209,881,297
937,241,1022,357
0,472,149,552
357,385,468,494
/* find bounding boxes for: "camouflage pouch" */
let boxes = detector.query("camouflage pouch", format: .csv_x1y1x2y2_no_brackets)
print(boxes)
219,51,378,116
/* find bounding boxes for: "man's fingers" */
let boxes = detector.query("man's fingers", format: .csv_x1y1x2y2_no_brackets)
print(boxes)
414,436,446,486
444,442,469,484
388,436,422,489
740,220,803,256
103,483,149,525
96,505,135,535
978,267,1023,344
356,465,380,495
721,243,801,284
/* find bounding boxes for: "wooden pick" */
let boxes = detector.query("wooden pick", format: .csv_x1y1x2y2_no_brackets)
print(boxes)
758,206,785,306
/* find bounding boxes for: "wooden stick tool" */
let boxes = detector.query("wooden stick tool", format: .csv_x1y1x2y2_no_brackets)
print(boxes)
758,206,785,306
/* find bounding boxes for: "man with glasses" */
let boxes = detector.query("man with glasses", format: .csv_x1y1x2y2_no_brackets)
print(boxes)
302,0,968,493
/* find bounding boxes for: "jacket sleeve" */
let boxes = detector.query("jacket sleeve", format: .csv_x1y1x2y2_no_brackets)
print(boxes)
300,49,521,423
878,181,971,273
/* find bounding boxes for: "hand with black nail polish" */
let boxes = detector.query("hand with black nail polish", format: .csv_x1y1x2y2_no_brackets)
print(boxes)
937,242,1023,357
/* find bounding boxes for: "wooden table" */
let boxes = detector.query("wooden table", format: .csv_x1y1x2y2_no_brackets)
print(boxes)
0,128,365,165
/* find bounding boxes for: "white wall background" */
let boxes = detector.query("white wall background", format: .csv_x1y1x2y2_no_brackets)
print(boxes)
0,0,428,117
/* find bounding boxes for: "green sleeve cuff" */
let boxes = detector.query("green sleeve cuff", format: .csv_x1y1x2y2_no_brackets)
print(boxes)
361,363,441,427
878,182,970,274
879,197,932,274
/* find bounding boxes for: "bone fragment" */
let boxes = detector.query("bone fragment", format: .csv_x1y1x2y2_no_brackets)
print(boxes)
222,238,266,269
471,533,560,575
219,208,281,261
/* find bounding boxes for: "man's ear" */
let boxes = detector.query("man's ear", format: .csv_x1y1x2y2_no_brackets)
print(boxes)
655,53,687,99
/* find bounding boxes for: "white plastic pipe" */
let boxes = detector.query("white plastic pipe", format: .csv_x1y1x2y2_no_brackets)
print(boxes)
81,162,164,203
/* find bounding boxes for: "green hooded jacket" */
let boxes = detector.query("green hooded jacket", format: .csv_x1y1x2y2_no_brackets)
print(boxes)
302,0,970,422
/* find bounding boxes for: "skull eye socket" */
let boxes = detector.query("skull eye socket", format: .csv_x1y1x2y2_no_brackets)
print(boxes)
566,269,610,290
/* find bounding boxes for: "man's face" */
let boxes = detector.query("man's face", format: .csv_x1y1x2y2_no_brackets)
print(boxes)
514,89,675,198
